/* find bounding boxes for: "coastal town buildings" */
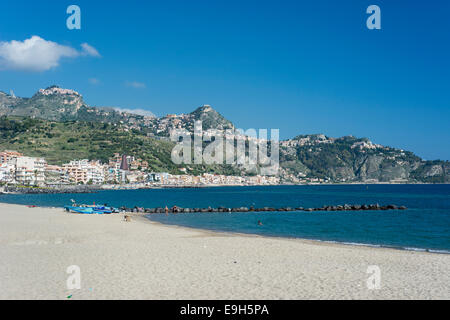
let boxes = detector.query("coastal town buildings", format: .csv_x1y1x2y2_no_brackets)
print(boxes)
0,151,24,164
0,163,14,183
62,160,105,185
44,165,68,185
7,156,47,186
0,149,280,187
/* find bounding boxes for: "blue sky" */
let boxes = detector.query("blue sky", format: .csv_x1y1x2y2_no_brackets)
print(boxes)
0,0,449,160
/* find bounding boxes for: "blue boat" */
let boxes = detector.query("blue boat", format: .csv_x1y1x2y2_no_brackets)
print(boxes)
64,199,118,214
64,206,97,214
93,206,116,214
64,206,118,214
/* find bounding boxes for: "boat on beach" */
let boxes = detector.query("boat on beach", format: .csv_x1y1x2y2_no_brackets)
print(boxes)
64,200,118,214
65,206,99,214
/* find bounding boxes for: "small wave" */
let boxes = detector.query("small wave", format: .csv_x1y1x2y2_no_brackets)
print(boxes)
322,241,450,254
147,215,450,254
428,249,450,254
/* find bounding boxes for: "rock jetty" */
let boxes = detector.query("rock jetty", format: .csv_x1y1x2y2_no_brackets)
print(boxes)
3,185,98,194
122,204,407,214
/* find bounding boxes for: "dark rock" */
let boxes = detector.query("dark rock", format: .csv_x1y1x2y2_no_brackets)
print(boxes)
368,204,380,210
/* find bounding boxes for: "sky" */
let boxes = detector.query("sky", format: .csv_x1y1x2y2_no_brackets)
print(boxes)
0,0,449,160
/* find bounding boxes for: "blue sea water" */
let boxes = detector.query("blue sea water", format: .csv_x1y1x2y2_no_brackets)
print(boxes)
1,185,449,252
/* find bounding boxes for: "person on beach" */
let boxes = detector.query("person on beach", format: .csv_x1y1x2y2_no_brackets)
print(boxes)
165,206,169,215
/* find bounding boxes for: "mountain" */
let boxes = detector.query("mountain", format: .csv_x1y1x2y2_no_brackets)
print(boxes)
0,86,154,125
189,105,234,130
279,135,449,183
0,87,233,136
0,86,448,183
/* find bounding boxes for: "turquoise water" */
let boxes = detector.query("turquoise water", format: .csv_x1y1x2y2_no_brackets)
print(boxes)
1,185,449,252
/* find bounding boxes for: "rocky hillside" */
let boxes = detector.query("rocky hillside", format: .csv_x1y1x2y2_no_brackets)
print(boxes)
189,105,234,130
0,116,241,176
0,91,23,113
0,86,448,183
279,135,449,183
0,86,153,125
0,86,234,136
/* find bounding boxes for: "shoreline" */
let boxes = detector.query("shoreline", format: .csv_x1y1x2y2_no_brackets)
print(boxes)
1,203,444,258
142,214,450,255
2,182,450,195
1,202,448,257
0,201,446,255
1,203,449,299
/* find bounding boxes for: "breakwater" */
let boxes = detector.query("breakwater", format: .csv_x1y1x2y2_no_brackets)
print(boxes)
2,185,99,194
123,203,407,214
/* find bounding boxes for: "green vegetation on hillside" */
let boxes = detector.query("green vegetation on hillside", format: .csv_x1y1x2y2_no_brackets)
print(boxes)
0,116,243,176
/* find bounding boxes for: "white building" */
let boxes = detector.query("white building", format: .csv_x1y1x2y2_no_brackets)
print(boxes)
9,156,46,186
62,160,105,185
0,163,14,183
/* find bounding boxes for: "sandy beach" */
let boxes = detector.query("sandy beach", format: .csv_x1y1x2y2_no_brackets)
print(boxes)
0,202,448,300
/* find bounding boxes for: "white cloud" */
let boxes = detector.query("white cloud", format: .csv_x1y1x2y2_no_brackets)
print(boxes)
0,36,100,72
125,81,146,89
81,43,101,57
114,107,155,117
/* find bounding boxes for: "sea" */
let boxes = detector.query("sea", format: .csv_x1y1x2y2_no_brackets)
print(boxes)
1,184,449,253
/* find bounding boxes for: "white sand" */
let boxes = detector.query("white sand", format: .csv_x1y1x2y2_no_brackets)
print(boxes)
0,202,448,300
